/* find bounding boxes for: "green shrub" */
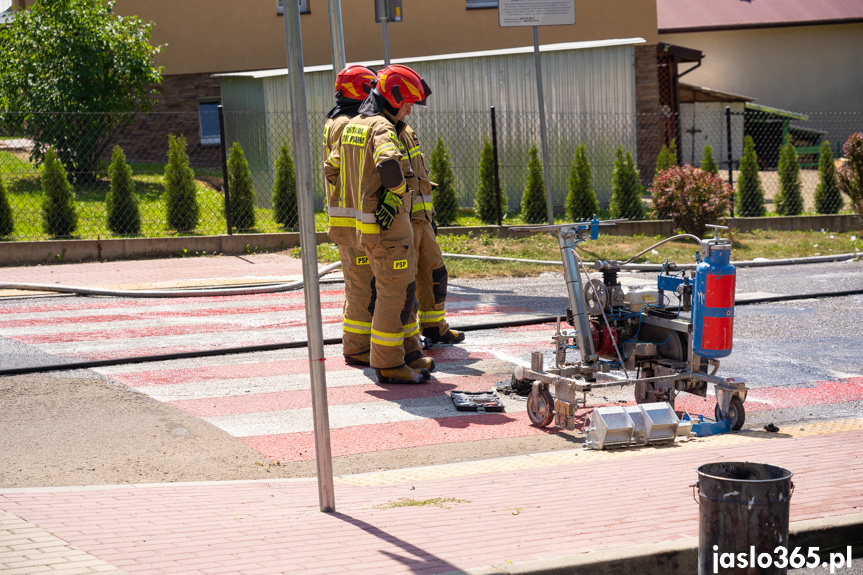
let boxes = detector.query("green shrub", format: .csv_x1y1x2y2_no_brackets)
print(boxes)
736,135,765,217
474,137,506,224
429,137,459,226
650,165,732,237
226,142,256,231
106,145,141,235
565,144,598,222
609,147,645,220
838,132,863,219
701,144,720,175
775,134,803,215
814,140,842,214
0,175,13,237
41,147,77,237
655,139,677,175
272,142,297,228
163,134,199,233
520,144,547,224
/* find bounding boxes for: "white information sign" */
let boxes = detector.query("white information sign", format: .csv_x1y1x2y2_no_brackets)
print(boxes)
498,0,575,28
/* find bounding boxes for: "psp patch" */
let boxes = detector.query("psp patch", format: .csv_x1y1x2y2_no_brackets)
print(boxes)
393,259,408,270
355,255,369,265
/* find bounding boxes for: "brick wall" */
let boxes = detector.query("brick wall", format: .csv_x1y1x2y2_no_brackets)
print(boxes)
635,45,662,188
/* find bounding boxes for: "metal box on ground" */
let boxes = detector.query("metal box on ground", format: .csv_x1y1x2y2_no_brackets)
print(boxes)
640,402,680,444
624,405,648,445
584,406,634,450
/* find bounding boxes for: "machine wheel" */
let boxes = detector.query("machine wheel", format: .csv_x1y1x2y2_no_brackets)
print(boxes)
527,387,555,428
715,396,746,431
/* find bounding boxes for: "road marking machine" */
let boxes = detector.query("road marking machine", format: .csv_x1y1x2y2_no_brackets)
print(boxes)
510,218,748,445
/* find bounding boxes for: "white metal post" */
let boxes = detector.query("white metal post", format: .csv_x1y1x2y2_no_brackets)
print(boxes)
326,0,346,74
532,26,554,225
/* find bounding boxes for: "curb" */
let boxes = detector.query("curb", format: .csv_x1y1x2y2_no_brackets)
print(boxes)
445,513,863,575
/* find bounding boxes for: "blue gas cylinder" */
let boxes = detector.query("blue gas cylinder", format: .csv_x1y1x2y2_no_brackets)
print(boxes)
692,238,735,358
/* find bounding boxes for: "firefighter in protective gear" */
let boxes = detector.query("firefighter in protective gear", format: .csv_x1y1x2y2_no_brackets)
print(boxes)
399,122,466,346
324,64,435,385
323,65,378,368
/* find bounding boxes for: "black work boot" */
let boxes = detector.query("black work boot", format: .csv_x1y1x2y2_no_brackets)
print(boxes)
423,327,466,345
375,364,427,384
407,356,435,379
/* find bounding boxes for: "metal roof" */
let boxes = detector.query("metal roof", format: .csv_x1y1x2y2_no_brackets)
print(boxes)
658,0,863,33
214,37,646,79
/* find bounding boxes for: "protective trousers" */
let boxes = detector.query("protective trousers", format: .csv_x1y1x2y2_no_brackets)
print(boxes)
337,245,375,357
413,219,452,337
361,211,422,369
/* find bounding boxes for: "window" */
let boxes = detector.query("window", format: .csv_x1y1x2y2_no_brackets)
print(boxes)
277,0,309,15
198,101,221,146
466,0,497,8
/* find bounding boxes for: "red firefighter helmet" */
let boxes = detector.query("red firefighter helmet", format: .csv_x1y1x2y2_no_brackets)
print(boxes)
334,65,377,101
376,64,431,108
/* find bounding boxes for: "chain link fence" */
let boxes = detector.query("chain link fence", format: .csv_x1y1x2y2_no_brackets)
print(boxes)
0,109,860,241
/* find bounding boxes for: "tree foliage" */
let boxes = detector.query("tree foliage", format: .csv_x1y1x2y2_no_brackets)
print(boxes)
474,137,505,224
838,132,863,220
106,145,141,235
429,137,459,226
0,175,13,238
41,147,77,237
814,140,842,214
655,138,678,175
227,142,256,231
775,134,803,215
736,135,765,217
565,144,598,222
520,144,547,224
163,134,199,233
650,165,732,237
0,0,163,181
701,144,720,175
272,142,297,228
609,147,645,220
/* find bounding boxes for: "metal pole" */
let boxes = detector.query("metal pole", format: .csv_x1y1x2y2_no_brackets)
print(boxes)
490,106,502,227
326,0,346,74
218,105,232,235
532,26,554,225
282,0,336,513
726,106,734,217
381,18,391,65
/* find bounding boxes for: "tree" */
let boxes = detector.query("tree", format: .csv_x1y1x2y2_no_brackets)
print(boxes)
429,137,459,226
474,137,505,224
609,147,645,220
226,142,256,231
701,144,720,175
0,0,163,181
163,134,199,233
814,140,842,214
565,144,598,222
0,175,13,238
41,147,77,237
775,134,803,215
736,135,765,217
838,132,863,220
650,165,732,237
106,145,141,235
520,144,547,224
272,142,298,228
655,138,678,176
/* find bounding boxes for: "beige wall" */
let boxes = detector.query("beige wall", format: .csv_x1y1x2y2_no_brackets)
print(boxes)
109,0,657,76
660,23,863,114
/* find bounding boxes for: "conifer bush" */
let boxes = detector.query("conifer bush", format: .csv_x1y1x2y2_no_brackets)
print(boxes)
838,132,863,220
41,147,77,237
609,147,645,220
814,140,841,214
650,165,732,237
701,144,720,175
226,142,256,231
164,134,199,233
565,144,598,222
520,144,547,224
655,139,678,175
736,135,765,217
474,137,506,224
0,175,13,238
775,134,803,216
106,145,141,235
272,142,298,228
429,137,459,226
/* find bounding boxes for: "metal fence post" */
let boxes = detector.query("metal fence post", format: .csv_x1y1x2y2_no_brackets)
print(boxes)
218,105,232,235
491,106,502,227
726,106,734,218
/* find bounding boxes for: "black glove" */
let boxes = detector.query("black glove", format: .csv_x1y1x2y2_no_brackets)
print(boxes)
375,190,402,230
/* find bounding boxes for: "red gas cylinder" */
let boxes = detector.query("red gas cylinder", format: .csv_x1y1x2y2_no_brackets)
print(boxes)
692,238,735,358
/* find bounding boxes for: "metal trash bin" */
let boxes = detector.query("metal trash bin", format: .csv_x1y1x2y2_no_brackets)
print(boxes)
696,462,794,575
